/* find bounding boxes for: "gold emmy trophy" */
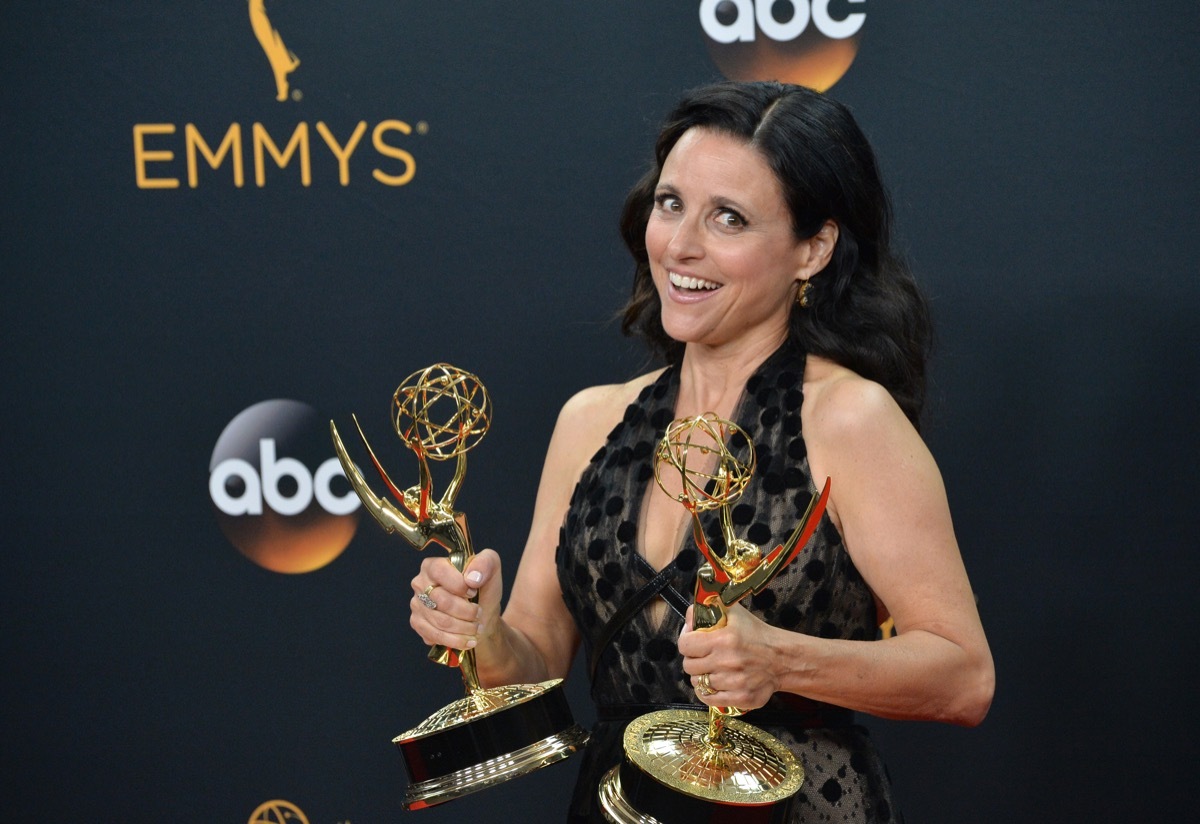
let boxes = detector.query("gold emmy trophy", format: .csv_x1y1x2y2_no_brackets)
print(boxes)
330,363,589,810
597,414,831,824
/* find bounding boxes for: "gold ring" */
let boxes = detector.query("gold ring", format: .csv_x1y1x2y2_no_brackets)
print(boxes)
417,584,438,610
696,673,716,696
423,583,437,596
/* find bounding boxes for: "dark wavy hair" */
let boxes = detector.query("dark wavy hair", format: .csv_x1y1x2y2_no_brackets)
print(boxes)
619,81,932,428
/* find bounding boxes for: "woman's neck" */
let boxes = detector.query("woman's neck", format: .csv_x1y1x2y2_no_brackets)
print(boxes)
675,330,788,419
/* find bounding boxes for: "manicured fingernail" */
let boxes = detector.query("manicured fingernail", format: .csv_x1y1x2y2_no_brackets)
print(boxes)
466,570,483,585
466,589,478,599
476,623,485,635
466,637,477,648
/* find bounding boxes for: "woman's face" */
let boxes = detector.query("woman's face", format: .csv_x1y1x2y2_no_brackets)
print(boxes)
646,127,811,353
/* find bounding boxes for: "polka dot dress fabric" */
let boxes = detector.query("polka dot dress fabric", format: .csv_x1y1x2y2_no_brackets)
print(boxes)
556,343,901,822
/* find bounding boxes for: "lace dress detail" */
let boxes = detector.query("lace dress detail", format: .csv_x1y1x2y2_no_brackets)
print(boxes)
556,343,901,822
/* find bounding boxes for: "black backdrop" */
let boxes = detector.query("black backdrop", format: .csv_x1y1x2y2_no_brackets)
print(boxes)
3,3,1198,822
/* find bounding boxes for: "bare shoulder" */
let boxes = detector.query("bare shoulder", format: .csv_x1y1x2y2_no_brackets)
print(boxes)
556,369,666,442
546,368,667,471
801,355,941,533
801,355,912,445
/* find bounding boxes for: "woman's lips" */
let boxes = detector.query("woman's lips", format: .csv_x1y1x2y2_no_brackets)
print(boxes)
669,271,721,291
666,270,722,303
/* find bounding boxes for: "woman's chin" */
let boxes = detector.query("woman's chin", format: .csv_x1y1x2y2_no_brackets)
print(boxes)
659,316,710,347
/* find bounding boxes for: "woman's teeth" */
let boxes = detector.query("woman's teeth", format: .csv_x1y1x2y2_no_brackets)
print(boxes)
669,272,720,291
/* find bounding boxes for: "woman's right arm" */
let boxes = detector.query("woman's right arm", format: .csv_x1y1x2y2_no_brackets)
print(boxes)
409,380,645,686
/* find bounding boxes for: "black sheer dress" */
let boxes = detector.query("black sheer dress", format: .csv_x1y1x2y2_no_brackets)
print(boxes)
555,343,901,823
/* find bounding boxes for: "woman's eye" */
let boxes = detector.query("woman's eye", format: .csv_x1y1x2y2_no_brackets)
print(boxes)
654,194,682,213
715,209,745,228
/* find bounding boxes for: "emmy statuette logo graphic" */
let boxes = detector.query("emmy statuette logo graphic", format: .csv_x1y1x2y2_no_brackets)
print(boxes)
246,799,354,824
131,7,425,189
699,0,867,91
249,0,301,102
248,800,310,824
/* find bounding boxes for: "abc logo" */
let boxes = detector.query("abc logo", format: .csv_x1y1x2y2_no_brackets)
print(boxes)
209,399,359,573
699,0,866,92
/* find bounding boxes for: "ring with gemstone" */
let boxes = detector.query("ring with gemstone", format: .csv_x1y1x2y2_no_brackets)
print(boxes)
696,673,716,696
417,583,438,610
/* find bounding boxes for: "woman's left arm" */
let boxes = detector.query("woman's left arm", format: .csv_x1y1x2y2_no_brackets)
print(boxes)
679,374,995,726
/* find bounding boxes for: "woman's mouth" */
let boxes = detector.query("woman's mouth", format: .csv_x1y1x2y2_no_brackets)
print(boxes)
668,271,721,292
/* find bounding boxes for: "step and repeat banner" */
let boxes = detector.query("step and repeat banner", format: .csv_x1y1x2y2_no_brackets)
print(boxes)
3,3,1197,822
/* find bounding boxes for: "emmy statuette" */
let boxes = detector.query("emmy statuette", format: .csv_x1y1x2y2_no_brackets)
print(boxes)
330,364,588,810
597,414,831,824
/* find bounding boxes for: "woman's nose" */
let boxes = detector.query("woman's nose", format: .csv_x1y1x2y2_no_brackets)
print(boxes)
666,217,704,261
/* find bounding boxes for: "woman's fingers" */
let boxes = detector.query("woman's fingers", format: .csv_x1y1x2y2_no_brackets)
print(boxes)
678,607,777,708
412,579,482,624
409,592,481,650
463,549,504,619
410,557,484,649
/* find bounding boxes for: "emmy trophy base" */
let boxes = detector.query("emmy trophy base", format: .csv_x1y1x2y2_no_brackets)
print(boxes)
598,710,803,824
394,678,589,810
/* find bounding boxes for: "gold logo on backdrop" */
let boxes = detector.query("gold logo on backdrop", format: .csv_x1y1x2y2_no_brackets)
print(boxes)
249,0,301,102
131,7,427,189
248,799,311,824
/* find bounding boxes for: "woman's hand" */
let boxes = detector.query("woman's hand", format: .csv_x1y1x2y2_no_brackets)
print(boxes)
677,604,785,710
409,548,504,653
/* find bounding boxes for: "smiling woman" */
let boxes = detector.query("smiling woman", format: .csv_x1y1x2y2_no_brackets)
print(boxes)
405,81,994,824
644,128,835,358
621,82,933,429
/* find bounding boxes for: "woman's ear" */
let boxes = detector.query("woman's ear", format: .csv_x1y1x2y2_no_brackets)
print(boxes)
797,219,839,281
